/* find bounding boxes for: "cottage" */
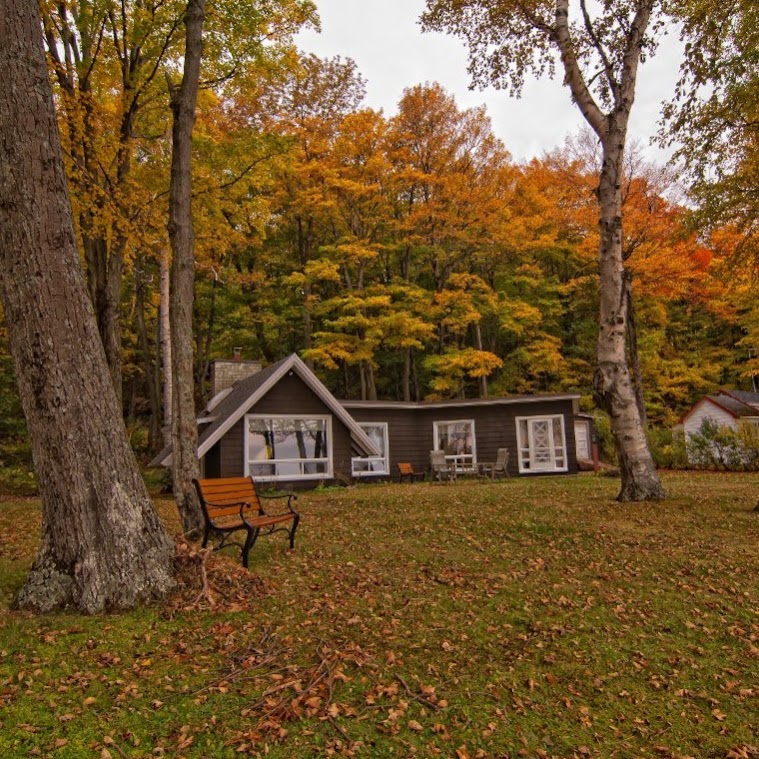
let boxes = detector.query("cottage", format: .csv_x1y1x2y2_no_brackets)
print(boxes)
152,354,587,486
681,389,759,463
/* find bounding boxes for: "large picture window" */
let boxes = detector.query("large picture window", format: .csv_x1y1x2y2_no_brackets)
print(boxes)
433,419,476,472
245,415,332,481
516,415,567,473
351,422,389,477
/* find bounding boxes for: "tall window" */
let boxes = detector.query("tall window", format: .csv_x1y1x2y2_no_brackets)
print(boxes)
433,419,476,472
516,415,567,473
245,415,331,481
351,422,389,477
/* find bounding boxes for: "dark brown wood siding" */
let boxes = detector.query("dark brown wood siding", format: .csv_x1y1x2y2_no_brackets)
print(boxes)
349,399,578,477
214,373,354,484
203,442,221,478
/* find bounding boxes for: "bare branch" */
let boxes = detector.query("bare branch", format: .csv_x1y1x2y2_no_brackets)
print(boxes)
580,0,619,100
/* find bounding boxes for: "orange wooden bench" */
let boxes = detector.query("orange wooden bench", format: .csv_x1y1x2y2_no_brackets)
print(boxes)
397,462,425,483
192,476,299,568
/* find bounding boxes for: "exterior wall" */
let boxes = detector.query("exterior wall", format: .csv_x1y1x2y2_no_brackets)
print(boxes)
212,373,354,485
349,399,578,478
683,399,736,439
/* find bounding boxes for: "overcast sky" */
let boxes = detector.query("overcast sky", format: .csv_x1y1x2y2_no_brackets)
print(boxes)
296,0,683,164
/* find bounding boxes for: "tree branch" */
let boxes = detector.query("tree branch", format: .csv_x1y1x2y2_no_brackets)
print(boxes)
580,0,619,100
553,0,607,139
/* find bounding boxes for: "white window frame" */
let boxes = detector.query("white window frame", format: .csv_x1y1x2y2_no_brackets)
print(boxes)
244,414,333,482
351,422,390,477
433,419,477,473
515,414,568,474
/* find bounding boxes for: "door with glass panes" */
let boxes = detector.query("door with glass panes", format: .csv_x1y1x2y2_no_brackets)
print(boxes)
517,416,566,472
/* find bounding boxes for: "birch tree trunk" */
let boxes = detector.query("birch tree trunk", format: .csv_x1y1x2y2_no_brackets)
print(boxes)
553,0,664,501
594,135,663,500
0,0,175,612
167,0,206,535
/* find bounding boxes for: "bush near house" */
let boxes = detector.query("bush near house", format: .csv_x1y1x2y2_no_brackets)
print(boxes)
687,418,759,470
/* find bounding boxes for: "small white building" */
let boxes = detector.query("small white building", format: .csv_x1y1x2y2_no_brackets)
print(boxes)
681,390,759,463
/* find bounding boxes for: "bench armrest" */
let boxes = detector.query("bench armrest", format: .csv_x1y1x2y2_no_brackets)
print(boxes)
203,499,263,520
259,492,298,515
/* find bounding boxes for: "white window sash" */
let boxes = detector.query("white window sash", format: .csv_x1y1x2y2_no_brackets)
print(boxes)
351,422,390,476
244,414,333,481
433,419,477,472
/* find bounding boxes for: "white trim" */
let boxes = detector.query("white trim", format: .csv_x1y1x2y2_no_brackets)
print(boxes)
197,354,379,460
206,387,233,412
515,414,568,474
351,422,390,477
433,419,477,472
244,413,333,482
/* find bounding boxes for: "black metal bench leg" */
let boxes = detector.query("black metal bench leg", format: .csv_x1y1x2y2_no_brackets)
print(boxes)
201,523,211,548
241,527,259,569
289,514,300,549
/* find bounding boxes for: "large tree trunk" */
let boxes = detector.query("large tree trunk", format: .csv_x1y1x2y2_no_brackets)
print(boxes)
167,0,206,536
594,140,664,501
135,265,162,452
551,0,664,501
624,271,647,428
0,0,175,613
160,247,173,449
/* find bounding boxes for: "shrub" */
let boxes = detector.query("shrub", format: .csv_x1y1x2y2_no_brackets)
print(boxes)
647,426,688,469
686,418,759,470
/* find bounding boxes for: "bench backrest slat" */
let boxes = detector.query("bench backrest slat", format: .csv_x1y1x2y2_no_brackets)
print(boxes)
398,463,414,475
194,477,262,519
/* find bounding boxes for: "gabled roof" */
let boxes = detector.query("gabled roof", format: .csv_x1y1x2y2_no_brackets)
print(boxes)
720,389,759,412
340,392,581,411
151,354,380,467
681,390,759,424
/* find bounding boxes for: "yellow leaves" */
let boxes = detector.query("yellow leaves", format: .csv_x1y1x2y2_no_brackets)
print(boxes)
425,348,504,399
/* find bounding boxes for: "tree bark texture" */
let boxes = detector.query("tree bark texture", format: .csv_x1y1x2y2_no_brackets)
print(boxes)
0,0,175,612
553,0,664,501
168,0,206,535
135,266,162,452
160,247,173,449
42,10,127,404
594,142,664,501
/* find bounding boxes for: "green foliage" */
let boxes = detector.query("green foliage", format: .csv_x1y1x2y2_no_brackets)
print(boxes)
646,425,689,470
665,0,759,259
686,418,759,470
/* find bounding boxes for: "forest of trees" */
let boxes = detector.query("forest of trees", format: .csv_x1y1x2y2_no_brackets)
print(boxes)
1,54,752,468
0,0,757,609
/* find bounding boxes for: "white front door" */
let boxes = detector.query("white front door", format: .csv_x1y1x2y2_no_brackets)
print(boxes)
517,415,568,473
528,418,556,471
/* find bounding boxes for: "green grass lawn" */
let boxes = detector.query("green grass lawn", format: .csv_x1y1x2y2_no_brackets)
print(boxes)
1,472,758,758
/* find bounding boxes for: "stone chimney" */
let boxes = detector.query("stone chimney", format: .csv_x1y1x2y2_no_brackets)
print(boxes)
210,353,263,397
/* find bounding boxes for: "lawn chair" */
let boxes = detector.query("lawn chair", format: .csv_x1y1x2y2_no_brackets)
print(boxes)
397,462,425,483
492,447,510,478
478,448,510,480
430,450,456,483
